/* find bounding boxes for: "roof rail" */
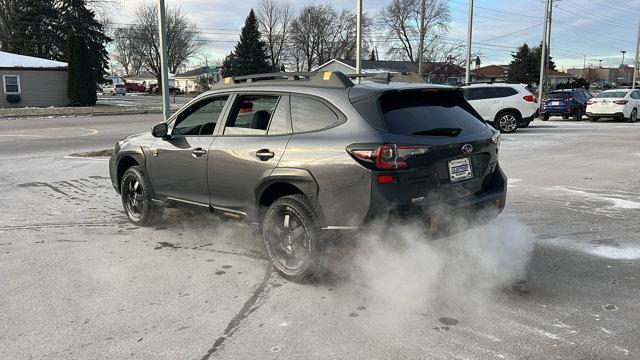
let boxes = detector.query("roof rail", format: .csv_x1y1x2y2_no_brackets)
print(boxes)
216,71,354,88
346,72,427,84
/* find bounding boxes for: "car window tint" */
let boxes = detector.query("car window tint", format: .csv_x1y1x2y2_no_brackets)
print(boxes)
494,87,518,98
173,96,228,136
267,98,290,135
290,96,341,133
595,91,628,98
380,89,486,137
463,87,495,100
225,95,279,135
546,92,570,99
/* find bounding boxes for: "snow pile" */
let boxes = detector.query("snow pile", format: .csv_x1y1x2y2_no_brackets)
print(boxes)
0,51,67,68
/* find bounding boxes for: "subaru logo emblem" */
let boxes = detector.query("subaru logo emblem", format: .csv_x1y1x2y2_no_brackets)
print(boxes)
462,144,473,154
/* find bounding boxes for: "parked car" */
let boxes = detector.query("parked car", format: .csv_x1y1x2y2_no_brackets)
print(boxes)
586,89,640,123
109,71,506,282
152,84,183,95
101,83,126,96
540,89,592,121
125,83,146,92
462,83,538,133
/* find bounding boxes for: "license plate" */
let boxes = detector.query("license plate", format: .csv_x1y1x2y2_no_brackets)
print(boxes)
448,158,473,182
551,101,560,106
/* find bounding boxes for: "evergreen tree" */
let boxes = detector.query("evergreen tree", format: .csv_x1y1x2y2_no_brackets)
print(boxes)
369,49,376,61
507,43,535,84
6,0,64,60
532,42,555,71
222,9,272,77
60,0,111,106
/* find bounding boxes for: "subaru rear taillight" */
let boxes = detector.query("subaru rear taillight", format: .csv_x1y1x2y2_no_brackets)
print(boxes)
614,100,628,105
347,144,429,170
523,95,537,103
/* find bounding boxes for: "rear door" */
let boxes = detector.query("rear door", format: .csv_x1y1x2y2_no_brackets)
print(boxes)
463,87,496,121
207,93,291,214
148,95,229,204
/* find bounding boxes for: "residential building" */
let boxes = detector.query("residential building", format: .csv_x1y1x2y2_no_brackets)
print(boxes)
0,51,69,107
471,65,508,83
174,67,215,93
313,59,464,84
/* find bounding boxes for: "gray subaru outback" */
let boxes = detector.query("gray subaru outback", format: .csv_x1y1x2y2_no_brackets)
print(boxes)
109,71,506,282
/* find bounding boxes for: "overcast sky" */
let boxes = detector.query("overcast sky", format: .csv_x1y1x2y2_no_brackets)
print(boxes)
114,0,640,69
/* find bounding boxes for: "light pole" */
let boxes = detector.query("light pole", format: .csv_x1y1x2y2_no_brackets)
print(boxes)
634,17,640,89
356,0,363,80
417,0,426,77
157,0,170,120
599,59,603,68
538,0,550,103
465,0,474,84
621,50,626,67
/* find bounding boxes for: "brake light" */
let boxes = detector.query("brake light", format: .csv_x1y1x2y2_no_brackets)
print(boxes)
347,144,429,170
586,100,593,105
523,95,536,103
614,100,628,105
377,175,395,184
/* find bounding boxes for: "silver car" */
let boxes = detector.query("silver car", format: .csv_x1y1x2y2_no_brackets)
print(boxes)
109,71,507,282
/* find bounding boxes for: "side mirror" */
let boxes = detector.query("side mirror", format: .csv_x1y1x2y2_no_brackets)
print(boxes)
152,122,169,138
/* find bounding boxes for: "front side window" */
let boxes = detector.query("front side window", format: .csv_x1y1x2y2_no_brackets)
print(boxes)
463,87,495,100
3,75,20,94
224,94,281,135
172,96,228,136
290,96,342,133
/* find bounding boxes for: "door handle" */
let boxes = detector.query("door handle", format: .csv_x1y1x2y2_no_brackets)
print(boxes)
191,148,207,158
255,149,275,160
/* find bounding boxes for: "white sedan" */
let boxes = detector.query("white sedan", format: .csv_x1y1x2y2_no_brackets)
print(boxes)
586,89,640,123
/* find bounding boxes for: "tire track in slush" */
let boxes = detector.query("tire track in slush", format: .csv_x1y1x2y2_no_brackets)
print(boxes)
200,266,274,359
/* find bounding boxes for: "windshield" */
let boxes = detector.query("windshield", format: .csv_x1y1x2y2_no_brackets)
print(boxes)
595,91,628,98
379,89,486,137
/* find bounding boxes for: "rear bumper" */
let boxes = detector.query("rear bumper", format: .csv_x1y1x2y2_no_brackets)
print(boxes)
586,112,625,118
540,106,575,116
361,164,507,233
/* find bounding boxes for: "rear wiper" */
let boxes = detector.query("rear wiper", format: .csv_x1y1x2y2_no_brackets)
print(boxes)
413,128,462,137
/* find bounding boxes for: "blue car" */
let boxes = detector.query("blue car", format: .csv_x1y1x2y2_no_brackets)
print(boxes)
540,89,592,121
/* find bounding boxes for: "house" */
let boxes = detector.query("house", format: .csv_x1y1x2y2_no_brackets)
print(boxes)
471,65,508,83
174,67,214,93
313,59,464,84
0,51,69,107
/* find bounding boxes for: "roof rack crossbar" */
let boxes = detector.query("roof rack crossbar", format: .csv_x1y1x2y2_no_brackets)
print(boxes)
346,72,427,84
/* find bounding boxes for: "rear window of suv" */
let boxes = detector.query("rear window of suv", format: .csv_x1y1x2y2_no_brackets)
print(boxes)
546,92,570,99
379,90,486,136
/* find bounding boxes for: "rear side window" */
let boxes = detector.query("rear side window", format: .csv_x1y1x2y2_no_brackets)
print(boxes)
463,87,495,100
494,87,518,98
380,90,486,136
290,96,342,133
224,94,280,135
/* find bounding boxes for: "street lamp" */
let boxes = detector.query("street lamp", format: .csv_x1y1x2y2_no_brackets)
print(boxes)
598,59,603,68
621,50,627,67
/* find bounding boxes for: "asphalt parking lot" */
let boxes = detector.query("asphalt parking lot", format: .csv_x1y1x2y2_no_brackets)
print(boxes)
1,115,639,359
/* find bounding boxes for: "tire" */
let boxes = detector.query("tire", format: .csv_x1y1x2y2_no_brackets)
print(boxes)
588,116,598,122
262,194,325,282
573,108,583,121
541,114,550,121
495,111,519,133
120,165,164,226
627,108,637,123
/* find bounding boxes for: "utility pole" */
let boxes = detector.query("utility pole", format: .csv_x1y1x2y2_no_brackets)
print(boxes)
538,0,550,103
356,0,363,82
417,0,426,77
157,0,170,120
582,55,586,78
465,0,474,84
599,59,603,68
634,16,640,89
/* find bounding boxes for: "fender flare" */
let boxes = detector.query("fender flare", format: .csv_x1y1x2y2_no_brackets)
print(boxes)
254,168,326,227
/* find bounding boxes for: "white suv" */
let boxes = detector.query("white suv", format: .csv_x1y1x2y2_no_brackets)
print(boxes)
463,83,538,133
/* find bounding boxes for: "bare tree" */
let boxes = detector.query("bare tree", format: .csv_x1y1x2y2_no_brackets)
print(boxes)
288,5,367,71
113,27,143,76
378,0,450,62
118,1,203,85
256,0,292,69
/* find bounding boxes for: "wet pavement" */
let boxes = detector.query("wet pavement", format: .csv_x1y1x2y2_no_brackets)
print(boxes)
0,115,639,359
